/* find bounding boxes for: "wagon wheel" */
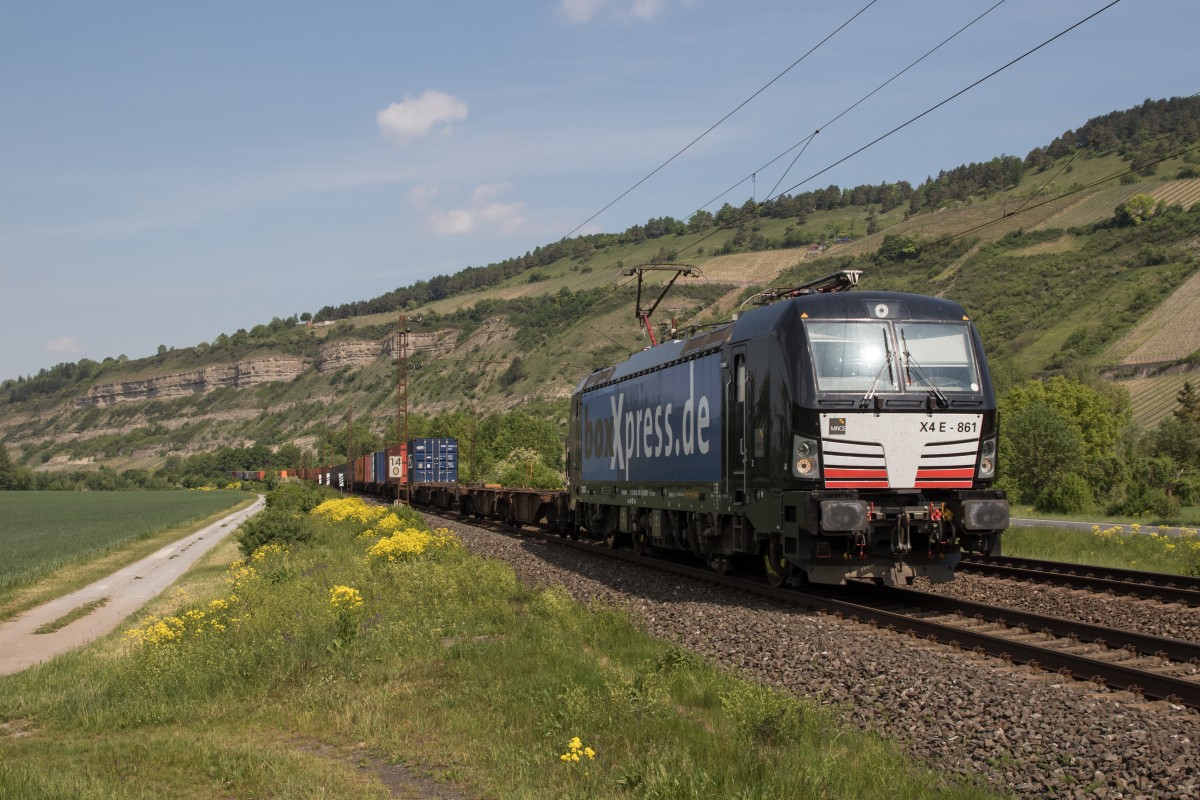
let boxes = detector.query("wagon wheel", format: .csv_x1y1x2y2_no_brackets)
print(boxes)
763,537,794,589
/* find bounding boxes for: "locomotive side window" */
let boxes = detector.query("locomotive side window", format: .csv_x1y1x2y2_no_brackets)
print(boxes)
735,355,746,403
805,321,897,393
895,323,979,392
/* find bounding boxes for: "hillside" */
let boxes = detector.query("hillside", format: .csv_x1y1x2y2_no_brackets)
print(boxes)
3,96,1200,474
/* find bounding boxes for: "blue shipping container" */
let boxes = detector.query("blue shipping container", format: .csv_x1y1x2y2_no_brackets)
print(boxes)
409,437,459,484
374,451,388,485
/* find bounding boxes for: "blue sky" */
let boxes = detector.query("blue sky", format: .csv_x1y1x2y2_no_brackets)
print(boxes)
1,0,1195,383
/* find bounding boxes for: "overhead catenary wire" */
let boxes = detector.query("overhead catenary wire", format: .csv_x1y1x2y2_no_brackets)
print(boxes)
669,0,1124,262
722,0,1012,215
769,1,1123,204
561,0,881,241
562,0,1007,299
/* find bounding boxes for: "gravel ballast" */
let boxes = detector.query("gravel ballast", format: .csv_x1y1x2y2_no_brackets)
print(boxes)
434,515,1200,799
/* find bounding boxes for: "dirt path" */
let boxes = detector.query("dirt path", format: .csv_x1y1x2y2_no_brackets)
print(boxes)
0,496,264,676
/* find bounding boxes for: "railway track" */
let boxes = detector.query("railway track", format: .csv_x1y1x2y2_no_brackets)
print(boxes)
848,582,1200,708
958,554,1200,606
426,510,1200,709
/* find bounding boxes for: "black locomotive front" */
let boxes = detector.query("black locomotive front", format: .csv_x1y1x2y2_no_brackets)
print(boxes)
567,287,1008,586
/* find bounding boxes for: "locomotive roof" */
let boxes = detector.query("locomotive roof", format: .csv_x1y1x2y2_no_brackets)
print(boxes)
727,290,970,339
574,290,972,394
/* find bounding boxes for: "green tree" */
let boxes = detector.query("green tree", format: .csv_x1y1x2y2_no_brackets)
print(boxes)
275,443,303,470
874,233,919,263
0,444,32,490
1175,381,1200,423
1114,193,1157,227
1000,400,1084,505
316,421,379,465
687,209,714,231
490,447,563,489
498,357,527,389
1000,377,1130,488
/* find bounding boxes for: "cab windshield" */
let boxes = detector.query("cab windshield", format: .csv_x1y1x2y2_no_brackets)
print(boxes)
806,320,979,394
806,321,895,393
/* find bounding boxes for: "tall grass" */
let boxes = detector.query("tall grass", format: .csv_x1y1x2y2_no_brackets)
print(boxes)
1004,524,1200,575
0,495,996,799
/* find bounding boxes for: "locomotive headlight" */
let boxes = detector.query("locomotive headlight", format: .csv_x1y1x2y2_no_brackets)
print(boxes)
792,435,820,478
977,437,997,479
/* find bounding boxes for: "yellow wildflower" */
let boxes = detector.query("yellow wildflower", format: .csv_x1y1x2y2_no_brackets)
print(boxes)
329,585,364,611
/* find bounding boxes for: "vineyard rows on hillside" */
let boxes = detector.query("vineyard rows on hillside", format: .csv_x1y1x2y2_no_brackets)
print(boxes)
1034,183,1157,230
1105,269,1200,365
1119,370,1200,428
1149,177,1200,208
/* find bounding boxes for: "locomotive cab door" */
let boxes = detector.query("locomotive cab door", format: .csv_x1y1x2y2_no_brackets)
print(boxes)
728,346,749,504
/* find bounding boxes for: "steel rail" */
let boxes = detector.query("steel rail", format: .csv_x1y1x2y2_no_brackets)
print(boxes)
958,556,1200,606
863,583,1200,665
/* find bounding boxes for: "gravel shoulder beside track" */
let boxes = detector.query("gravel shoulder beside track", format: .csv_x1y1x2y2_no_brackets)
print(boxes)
437,515,1200,800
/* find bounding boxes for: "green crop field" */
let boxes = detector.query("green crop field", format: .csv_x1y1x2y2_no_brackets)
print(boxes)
0,490,247,592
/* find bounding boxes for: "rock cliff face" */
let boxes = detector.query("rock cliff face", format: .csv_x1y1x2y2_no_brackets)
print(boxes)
74,357,309,407
73,329,460,406
316,340,381,374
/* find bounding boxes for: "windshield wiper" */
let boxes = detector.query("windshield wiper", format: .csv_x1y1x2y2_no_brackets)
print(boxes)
859,329,895,409
900,330,949,409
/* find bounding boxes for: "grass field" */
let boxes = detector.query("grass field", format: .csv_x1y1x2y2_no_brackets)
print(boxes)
0,490,247,594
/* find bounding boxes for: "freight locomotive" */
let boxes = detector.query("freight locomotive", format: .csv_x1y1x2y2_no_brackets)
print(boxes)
570,270,1008,586
305,270,1009,587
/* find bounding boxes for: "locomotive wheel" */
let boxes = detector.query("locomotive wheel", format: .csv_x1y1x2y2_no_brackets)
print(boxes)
763,538,794,589
633,530,649,556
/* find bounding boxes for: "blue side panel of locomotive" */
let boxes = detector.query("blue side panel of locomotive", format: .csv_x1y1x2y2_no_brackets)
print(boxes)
579,352,723,482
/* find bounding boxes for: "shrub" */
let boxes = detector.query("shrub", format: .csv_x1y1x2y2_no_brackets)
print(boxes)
234,507,314,555
1106,481,1182,520
1037,472,1094,514
266,482,330,514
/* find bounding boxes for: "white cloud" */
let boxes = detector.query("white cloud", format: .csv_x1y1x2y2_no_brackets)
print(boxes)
560,0,608,23
43,336,82,355
377,91,469,144
427,208,476,236
406,183,440,209
560,0,669,23
418,183,526,236
630,0,666,21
